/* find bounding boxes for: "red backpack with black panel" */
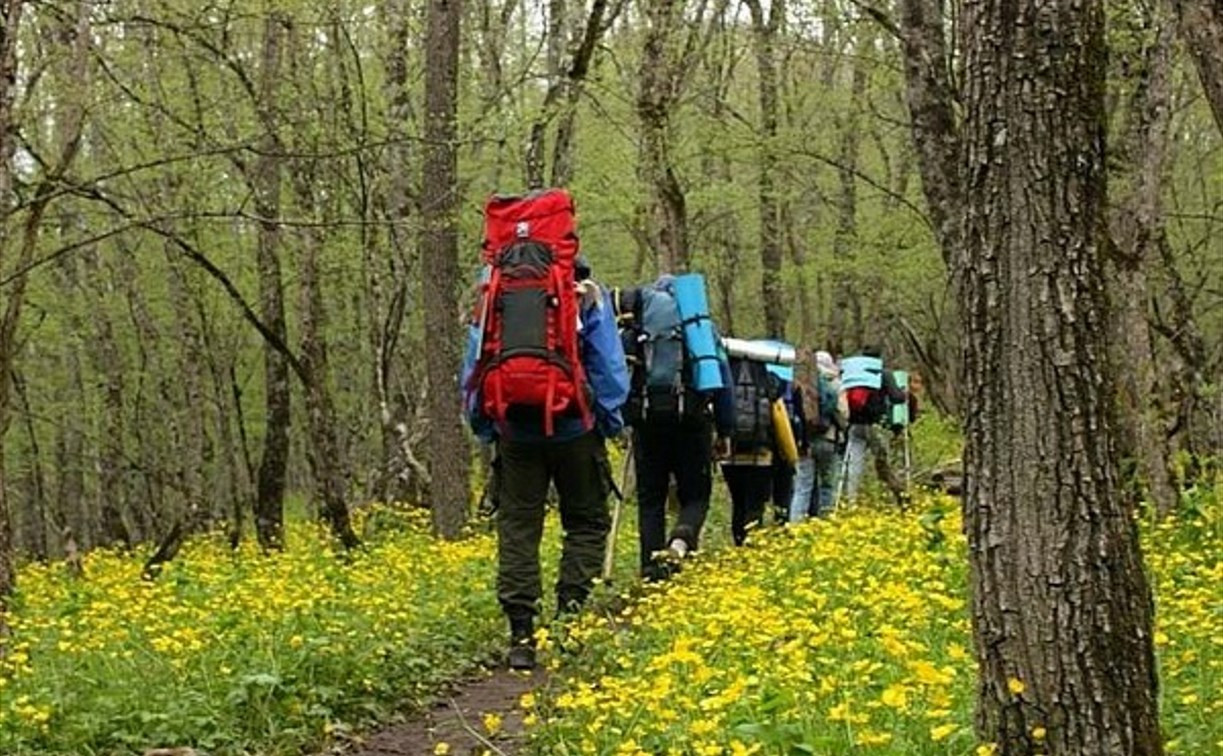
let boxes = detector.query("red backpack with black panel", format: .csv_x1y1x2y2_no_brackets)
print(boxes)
468,189,592,436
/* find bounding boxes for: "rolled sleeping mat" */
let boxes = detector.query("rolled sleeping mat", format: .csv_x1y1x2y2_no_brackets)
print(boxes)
758,340,797,382
672,273,724,391
771,399,800,466
841,355,883,390
891,370,910,427
722,337,797,365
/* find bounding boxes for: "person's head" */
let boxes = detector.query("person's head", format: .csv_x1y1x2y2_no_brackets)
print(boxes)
909,371,924,395
861,345,882,358
816,349,838,377
575,254,592,282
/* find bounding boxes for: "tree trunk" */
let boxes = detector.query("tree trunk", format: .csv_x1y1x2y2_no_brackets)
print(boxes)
744,0,785,338
958,1,1162,752
551,0,615,188
252,14,291,550
422,0,470,539
165,247,212,528
524,0,566,188
899,0,960,261
296,199,360,549
80,246,132,548
1173,0,1223,135
377,0,420,504
828,41,869,353
287,25,361,548
636,0,689,272
1107,11,1177,517
525,0,614,189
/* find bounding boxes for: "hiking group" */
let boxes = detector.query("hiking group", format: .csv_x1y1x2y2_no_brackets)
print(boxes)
462,189,918,670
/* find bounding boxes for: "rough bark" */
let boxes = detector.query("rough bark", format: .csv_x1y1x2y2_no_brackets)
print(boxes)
422,0,470,539
1173,0,1223,135
252,14,291,550
1107,11,1177,517
958,1,1162,753
744,0,785,338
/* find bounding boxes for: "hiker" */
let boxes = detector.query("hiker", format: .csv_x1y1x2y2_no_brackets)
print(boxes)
789,349,847,521
613,275,733,581
838,346,907,505
462,189,629,670
719,346,788,546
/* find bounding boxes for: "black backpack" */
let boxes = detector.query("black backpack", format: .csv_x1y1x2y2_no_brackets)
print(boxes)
729,357,776,446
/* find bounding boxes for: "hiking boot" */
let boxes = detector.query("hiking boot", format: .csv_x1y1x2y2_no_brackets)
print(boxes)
507,616,536,670
642,561,674,582
507,642,536,670
669,525,696,557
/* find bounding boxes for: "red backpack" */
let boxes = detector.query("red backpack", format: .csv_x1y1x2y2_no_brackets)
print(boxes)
469,189,592,436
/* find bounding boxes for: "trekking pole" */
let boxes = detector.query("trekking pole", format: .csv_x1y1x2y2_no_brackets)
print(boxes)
832,435,852,511
903,425,913,490
602,433,634,581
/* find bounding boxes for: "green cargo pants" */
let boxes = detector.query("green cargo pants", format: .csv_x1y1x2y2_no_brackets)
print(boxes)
497,431,611,621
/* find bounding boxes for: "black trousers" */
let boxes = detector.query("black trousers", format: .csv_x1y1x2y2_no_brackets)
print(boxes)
771,457,795,524
496,432,610,621
722,464,773,546
633,419,713,571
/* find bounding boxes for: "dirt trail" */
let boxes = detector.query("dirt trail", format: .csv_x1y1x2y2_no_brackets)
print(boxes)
345,666,548,756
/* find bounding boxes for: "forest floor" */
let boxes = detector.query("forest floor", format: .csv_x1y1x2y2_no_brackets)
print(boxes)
343,666,544,755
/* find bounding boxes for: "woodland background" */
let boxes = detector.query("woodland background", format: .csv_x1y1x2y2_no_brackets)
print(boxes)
0,0,1220,562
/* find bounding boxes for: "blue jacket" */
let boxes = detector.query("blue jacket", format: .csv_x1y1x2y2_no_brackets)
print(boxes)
462,280,629,443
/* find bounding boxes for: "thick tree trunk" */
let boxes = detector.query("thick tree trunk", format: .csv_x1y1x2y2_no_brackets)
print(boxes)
1173,0,1223,135
422,0,470,539
252,14,290,550
958,1,1162,753
744,0,785,338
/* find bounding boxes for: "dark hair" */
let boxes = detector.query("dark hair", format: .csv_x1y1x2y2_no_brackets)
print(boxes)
862,345,882,358
575,254,592,281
